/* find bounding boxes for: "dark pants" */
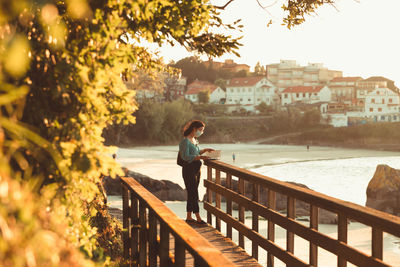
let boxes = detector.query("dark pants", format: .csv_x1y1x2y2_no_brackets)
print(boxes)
182,160,202,213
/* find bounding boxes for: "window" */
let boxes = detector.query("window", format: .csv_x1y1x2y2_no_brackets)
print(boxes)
378,108,382,112
296,93,299,97
248,88,252,92
303,93,306,97
382,99,385,104
389,98,393,103
371,98,375,103
284,94,288,99
381,116,385,120
230,89,234,93
248,98,251,102
369,108,373,112
240,98,243,102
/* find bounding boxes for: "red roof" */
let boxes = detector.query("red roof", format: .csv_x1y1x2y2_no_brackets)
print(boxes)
330,77,362,83
186,80,218,95
282,86,324,93
228,76,265,87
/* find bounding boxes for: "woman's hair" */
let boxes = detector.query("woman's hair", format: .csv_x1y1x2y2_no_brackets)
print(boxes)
183,120,205,137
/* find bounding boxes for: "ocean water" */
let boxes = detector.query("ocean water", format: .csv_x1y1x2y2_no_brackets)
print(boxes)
250,156,400,206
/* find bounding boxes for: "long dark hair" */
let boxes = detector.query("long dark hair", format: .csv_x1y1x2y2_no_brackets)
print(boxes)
183,120,205,137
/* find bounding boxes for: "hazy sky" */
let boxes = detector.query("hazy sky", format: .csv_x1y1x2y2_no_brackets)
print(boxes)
156,0,400,84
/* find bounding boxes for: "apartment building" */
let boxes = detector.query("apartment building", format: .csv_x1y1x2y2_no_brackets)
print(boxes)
327,76,362,104
355,76,399,106
281,85,332,106
266,60,342,91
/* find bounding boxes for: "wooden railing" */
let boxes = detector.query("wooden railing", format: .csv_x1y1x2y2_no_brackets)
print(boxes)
204,160,400,267
121,177,235,267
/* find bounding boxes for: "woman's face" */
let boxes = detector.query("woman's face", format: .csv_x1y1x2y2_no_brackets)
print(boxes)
194,126,204,137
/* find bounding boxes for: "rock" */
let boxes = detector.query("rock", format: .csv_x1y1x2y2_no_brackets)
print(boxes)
102,168,186,202
366,164,400,216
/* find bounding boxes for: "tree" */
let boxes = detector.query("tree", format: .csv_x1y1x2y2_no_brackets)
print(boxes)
198,90,211,104
215,78,227,90
0,0,241,264
255,101,273,114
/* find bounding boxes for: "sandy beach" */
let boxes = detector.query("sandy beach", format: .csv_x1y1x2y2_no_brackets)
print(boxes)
116,143,399,200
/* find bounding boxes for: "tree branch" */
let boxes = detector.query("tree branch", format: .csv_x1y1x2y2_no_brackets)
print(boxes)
214,0,236,10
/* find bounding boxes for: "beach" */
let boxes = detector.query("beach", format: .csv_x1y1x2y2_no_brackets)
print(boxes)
111,144,400,266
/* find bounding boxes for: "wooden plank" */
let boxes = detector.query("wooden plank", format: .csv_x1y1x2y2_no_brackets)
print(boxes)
204,180,391,267
287,196,295,254
122,186,130,260
338,213,348,267
309,205,318,267
139,201,147,266
207,166,213,225
204,202,308,267
148,210,157,267
226,173,233,239
203,160,400,237
215,170,221,231
238,177,245,249
372,228,383,260
267,189,276,267
121,177,236,267
252,183,260,260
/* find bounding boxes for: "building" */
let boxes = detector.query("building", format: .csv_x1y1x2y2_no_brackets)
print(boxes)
281,85,332,106
266,60,342,91
355,76,399,106
184,80,225,104
225,76,277,108
164,74,187,101
364,87,400,122
202,59,250,73
327,76,362,104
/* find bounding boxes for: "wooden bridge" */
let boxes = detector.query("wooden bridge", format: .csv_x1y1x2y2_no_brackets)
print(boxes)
121,160,400,266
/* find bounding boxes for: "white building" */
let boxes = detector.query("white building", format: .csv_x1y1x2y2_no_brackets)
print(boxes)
225,76,277,107
184,80,225,103
364,87,400,122
281,85,332,106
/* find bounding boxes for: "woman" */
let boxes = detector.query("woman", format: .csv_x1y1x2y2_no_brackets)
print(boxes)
179,120,214,224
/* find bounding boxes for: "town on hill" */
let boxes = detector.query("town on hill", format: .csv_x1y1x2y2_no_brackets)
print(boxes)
125,58,400,128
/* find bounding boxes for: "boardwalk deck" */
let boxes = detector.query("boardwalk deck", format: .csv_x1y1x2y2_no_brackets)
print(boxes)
108,207,259,266
188,222,261,267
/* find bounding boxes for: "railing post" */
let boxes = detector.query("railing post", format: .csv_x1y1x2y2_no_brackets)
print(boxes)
238,177,245,249
139,202,147,266
215,170,221,231
372,227,383,260
175,237,186,266
131,192,139,265
309,205,318,266
122,186,130,262
287,196,295,254
207,165,213,225
338,213,348,267
148,210,157,267
252,183,260,260
226,173,233,239
159,222,169,267
267,189,276,267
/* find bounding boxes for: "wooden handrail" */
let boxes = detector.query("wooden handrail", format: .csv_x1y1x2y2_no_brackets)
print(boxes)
121,176,235,267
204,159,400,267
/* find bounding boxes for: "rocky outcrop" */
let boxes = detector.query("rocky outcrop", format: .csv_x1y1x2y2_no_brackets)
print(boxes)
203,179,337,224
366,164,400,216
102,168,186,201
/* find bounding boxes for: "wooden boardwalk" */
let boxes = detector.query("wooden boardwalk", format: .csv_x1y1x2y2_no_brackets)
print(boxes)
188,222,261,266
108,207,260,266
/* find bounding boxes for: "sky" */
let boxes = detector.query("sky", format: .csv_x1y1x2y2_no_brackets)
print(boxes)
155,0,400,85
